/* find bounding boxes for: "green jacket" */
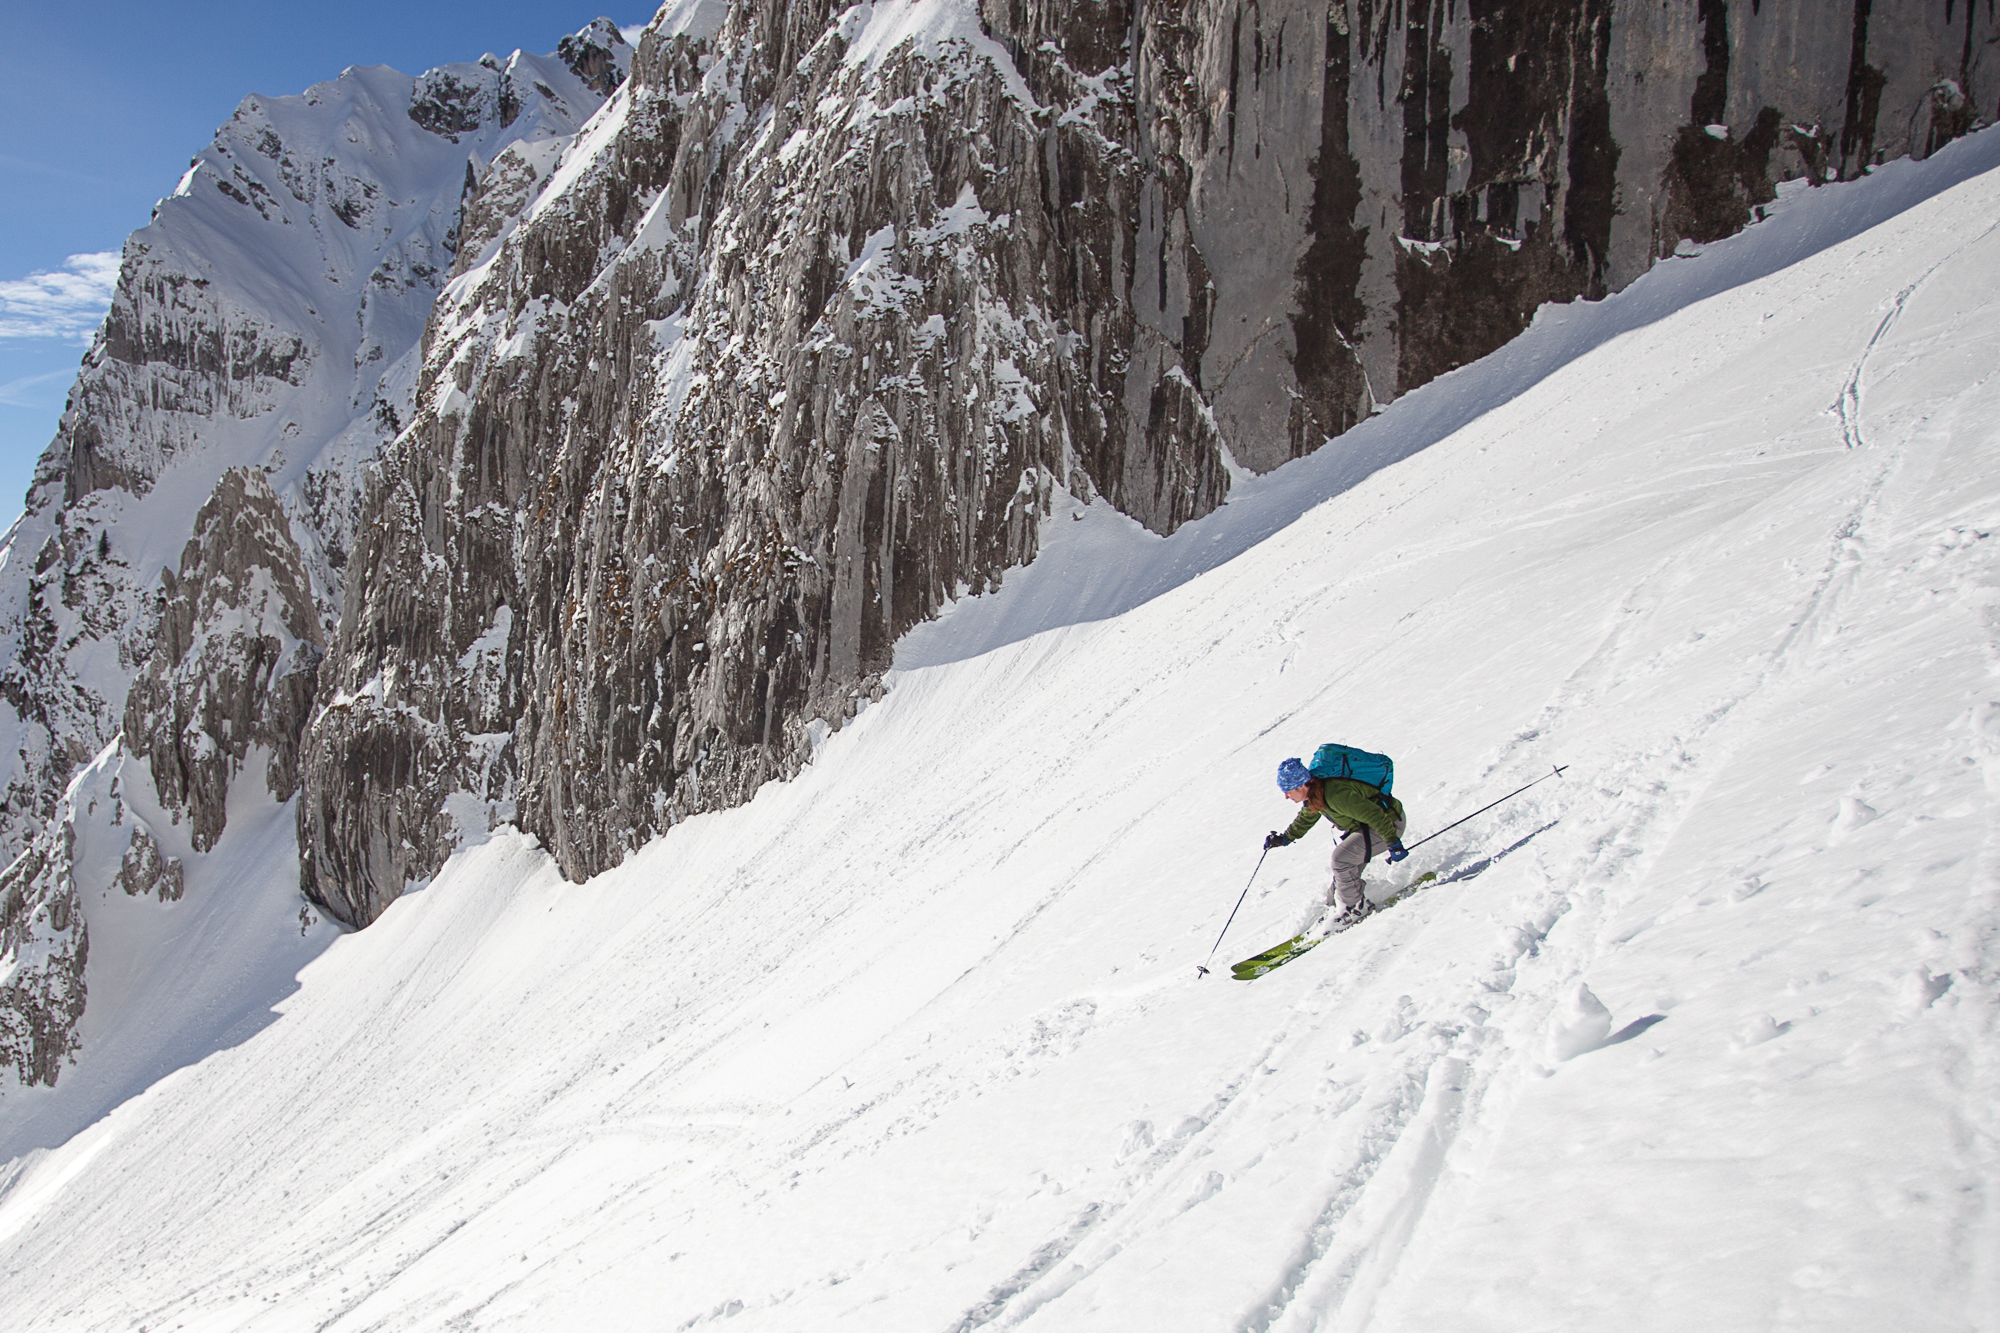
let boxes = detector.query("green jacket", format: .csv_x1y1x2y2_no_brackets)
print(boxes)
1283,777,1405,844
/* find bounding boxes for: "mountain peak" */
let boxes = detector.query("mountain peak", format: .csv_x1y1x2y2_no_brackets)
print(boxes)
557,16,633,98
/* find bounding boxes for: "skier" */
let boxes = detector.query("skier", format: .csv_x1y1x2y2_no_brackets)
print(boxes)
1264,754,1408,931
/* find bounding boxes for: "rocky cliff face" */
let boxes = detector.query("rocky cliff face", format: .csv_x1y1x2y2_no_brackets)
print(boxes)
298,0,1184,916
0,25,627,1087
0,818,85,1087
123,468,326,853
297,0,1997,924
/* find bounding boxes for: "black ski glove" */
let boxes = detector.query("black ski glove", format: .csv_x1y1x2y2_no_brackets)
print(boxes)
1264,831,1290,850
1387,840,1409,863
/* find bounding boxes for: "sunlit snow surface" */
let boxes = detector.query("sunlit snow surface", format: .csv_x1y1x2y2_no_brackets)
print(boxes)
6,134,2000,1329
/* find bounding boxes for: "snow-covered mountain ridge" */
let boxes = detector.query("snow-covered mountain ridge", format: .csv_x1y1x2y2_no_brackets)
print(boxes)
2,109,1997,1329
0,21,630,1085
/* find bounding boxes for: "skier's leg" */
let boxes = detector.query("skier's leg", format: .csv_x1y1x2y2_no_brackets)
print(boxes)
1330,828,1373,910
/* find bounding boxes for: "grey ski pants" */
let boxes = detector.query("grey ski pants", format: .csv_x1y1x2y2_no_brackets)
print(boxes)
1328,815,1405,910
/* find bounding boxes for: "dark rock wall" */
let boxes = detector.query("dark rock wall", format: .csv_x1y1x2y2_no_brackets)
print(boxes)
124,468,325,853
0,825,84,1086
292,0,1996,924
1178,0,1998,466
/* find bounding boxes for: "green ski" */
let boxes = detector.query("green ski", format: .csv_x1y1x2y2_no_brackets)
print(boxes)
1229,873,1437,980
1230,932,1323,979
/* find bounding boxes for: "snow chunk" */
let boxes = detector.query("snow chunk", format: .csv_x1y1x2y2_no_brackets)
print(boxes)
1829,795,1881,842
1549,982,1613,1061
1732,1014,1785,1049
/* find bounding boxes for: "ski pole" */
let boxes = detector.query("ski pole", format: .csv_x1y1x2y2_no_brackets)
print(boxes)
1197,848,1268,978
1402,764,1568,855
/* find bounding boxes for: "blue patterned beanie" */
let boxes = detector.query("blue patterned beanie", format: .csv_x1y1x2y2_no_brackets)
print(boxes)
1276,757,1310,792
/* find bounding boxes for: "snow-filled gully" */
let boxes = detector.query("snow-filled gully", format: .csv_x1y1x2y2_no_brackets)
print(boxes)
5,135,2000,1332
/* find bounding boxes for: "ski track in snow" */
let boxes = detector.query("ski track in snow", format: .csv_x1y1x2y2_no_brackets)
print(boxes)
6,134,2000,1331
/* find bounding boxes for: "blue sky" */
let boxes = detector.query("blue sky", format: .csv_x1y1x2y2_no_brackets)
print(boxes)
0,2,645,529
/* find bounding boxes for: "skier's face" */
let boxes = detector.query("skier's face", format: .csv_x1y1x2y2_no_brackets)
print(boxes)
1284,784,1309,803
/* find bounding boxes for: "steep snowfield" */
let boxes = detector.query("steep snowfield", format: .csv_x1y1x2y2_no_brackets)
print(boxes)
4,134,2000,1328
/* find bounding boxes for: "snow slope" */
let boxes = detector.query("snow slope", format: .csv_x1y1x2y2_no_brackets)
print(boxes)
4,136,2000,1329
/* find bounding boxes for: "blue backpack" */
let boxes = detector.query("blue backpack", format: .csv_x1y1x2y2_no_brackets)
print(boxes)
1309,743,1395,794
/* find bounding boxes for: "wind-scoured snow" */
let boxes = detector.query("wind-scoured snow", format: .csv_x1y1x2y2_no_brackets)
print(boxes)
4,134,2000,1330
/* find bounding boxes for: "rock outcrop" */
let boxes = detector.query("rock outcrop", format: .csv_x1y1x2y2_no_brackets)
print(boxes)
298,0,1998,923
123,468,325,852
0,821,85,1087
561,17,636,97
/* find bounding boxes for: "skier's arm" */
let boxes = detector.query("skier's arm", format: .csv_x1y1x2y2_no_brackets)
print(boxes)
1279,807,1322,843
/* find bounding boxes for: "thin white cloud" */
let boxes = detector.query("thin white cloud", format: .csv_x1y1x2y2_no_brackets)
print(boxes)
0,252,121,342
0,368,77,409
